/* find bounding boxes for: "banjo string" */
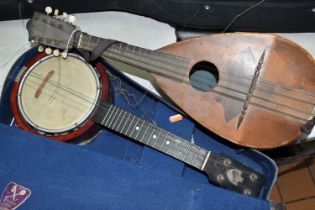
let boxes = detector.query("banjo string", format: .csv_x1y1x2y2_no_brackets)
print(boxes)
24,70,314,121
24,81,91,112
25,68,153,115
26,60,315,108
21,80,257,177
106,71,156,123
28,68,315,110
94,103,257,177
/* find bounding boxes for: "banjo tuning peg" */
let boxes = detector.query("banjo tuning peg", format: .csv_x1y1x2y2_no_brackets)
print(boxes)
62,12,68,20
54,9,59,16
45,6,53,15
45,47,52,55
53,49,60,57
68,15,76,24
61,51,68,59
38,45,44,52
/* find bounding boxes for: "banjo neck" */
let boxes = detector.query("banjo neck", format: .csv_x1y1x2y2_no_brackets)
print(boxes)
10,47,264,197
92,101,209,170
74,32,189,81
92,101,264,197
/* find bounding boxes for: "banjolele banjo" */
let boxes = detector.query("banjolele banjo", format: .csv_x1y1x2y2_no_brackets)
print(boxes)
10,52,264,197
26,11,315,149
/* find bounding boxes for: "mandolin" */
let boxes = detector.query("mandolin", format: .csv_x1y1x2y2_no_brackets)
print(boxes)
10,52,264,197
26,10,315,149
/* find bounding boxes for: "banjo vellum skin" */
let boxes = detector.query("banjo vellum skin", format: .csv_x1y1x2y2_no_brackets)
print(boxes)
10,53,109,141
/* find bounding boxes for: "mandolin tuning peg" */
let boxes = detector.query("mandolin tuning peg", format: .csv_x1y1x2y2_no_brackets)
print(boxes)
68,15,76,24
38,45,44,52
53,49,60,56
61,51,68,59
45,6,53,15
54,9,59,16
45,47,52,55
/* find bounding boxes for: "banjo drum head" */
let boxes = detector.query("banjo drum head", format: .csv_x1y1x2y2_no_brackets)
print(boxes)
11,53,108,141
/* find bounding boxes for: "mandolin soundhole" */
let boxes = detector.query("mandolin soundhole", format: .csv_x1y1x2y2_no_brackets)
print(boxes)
189,61,219,92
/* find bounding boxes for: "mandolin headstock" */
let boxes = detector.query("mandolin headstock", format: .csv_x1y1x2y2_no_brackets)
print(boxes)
26,7,79,57
204,153,265,197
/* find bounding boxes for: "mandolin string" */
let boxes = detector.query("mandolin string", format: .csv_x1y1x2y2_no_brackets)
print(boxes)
15,39,312,116
23,75,310,129
105,43,305,92
107,44,188,72
74,38,315,101
215,83,312,115
102,54,315,114
109,41,315,99
217,78,314,107
27,66,315,118
29,69,311,114
25,69,313,121
102,48,315,101
102,54,185,82
30,63,313,119
71,35,312,100
220,71,315,98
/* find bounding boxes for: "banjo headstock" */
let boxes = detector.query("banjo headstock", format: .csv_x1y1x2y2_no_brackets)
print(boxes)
26,7,79,57
203,153,265,197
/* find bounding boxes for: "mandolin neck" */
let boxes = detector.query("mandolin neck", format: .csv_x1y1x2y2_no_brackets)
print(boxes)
74,32,188,81
92,101,210,169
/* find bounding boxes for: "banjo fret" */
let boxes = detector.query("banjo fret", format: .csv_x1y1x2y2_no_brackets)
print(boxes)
93,101,209,170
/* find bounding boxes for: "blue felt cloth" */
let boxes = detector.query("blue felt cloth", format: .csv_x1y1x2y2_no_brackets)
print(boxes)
0,124,270,210
0,48,276,209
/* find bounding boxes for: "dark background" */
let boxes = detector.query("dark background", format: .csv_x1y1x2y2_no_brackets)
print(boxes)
1,0,315,32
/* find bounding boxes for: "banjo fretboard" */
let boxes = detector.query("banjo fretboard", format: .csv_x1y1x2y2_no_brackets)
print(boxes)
91,101,265,198
92,101,210,170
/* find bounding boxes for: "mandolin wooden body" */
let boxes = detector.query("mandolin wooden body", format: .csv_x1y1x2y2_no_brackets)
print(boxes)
153,33,315,149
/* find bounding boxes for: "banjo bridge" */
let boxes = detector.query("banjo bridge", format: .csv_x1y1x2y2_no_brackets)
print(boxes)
34,70,55,99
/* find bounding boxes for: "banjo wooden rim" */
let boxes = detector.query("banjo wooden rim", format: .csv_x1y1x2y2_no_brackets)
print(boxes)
10,52,109,142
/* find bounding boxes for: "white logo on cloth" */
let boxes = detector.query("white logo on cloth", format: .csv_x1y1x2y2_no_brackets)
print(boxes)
0,182,31,210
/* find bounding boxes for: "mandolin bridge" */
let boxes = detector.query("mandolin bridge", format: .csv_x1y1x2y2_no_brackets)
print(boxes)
237,50,266,129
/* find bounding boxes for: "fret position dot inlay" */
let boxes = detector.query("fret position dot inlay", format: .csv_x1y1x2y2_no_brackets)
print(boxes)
153,135,157,139
136,126,140,130
166,140,170,145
